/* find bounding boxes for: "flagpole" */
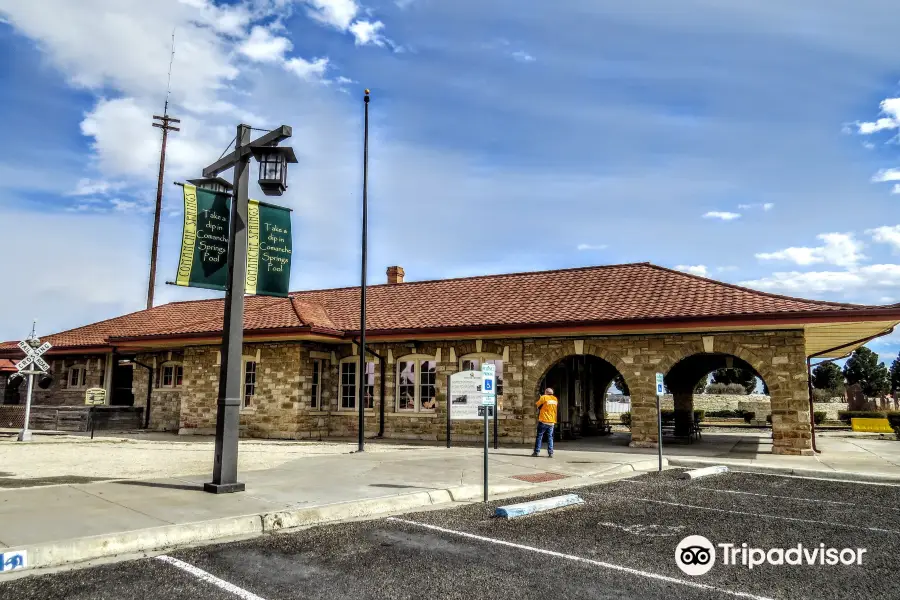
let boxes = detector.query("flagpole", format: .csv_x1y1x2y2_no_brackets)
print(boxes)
358,89,370,453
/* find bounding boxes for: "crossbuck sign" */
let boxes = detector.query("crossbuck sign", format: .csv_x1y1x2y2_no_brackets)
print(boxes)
16,340,51,373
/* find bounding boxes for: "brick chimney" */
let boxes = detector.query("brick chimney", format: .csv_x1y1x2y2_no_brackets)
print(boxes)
386,266,405,284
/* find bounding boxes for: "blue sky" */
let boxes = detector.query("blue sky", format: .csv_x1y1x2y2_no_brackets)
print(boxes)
2,0,900,367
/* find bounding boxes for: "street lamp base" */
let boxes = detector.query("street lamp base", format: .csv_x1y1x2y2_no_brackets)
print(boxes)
203,481,246,494
17,430,33,442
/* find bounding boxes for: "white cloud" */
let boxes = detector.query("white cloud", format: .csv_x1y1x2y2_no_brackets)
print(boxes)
868,225,900,251
740,264,900,295
675,264,708,277
872,168,900,183
238,25,292,63
349,20,385,46
285,56,330,80
703,211,741,220
512,50,535,62
893,184,900,195
856,97,900,134
755,232,865,268
736,202,774,211
69,178,126,196
576,243,607,251
304,0,359,30
763,202,774,211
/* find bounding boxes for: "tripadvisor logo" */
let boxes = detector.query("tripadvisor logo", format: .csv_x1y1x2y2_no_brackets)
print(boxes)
675,536,867,575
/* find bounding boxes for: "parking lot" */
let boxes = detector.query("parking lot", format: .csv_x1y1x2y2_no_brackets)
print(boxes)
3,469,899,600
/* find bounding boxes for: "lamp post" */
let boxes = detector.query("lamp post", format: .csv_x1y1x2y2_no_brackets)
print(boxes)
358,89,370,453
198,124,296,494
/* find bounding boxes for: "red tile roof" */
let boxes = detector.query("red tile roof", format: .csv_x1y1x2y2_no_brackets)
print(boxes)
0,359,17,372
1,263,897,353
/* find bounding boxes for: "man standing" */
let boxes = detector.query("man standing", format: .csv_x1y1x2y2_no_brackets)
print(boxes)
532,387,558,457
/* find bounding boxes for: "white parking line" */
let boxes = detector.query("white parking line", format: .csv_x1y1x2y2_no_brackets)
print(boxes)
731,470,900,487
696,486,900,511
632,498,900,535
156,555,268,600
387,517,774,600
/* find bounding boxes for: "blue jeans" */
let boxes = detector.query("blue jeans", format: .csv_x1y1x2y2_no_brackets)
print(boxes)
534,422,554,454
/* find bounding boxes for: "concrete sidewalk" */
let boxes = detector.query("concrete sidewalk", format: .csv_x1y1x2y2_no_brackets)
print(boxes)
0,445,659,574
558,430,900,481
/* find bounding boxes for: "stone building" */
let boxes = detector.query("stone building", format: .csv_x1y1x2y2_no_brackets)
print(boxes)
2,262,898,455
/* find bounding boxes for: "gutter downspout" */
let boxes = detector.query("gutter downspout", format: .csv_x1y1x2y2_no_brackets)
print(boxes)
351,339,386,438
129,358,154,429
806,326,895,454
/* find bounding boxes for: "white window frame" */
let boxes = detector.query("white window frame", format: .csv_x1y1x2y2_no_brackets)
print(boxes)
396,354,437,412
159,361,184,389
242,358,257,408
340,358,375,411
459,353,504,397
68,364,87,389
310,359,322,409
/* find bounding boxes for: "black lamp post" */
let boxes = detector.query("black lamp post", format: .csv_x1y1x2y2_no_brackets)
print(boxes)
358,89,370,453
198,124,295,494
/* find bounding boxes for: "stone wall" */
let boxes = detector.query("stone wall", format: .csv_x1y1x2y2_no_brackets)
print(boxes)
31,355,108,406
133,352,184,431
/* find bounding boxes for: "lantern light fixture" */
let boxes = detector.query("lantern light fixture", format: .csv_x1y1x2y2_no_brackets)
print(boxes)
187,177,234,194
250,146,298,196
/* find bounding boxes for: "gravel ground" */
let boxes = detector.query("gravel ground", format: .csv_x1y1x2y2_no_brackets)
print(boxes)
0,435,417,480
4,469,897,599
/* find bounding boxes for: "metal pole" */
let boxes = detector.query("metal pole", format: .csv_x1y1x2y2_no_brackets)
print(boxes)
358,89,370,453
484,407,489,502
446,374,451,448
17,371,34,442
205,123,250,494
656,392,663,472
147,124,168,310
493,394,498,449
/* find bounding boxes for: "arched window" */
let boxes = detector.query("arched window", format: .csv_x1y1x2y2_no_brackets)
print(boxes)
397,354,437,412
68,364,87,389
157,362,184,389
459,353,503,396
340,357,375,411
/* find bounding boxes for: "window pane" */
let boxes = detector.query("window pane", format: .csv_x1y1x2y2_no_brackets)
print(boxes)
244,361,256,407
70,369,78,387
398,361,415,410
176,366,184,387
420,361,436,410
341,362,356,410
461,359,479,372
162,366,174,387
364,362,375,409
311,360,320,409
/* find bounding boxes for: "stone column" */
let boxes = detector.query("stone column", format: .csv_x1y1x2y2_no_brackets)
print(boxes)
672,391,693,438
768,335,814,456
629,376,658,448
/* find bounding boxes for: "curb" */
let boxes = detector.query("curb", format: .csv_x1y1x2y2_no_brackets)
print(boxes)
0,461,658,575
667,458,900,484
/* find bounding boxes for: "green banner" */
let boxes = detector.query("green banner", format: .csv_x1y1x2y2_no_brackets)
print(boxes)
246,198,292,297
175,184,231,291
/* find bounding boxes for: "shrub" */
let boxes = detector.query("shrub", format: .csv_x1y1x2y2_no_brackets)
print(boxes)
694,409,705,422
705,382,729,395
837,410,887,424
706,409,743,419
743,411,755,423
813,411,827,425
887,411,900,429
620,411,631,428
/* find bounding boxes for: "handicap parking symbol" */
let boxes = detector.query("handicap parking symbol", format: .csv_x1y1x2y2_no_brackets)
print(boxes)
0,550,27,572
484,380,493,391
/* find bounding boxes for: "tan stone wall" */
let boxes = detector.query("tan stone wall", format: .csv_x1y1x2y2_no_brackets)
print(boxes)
31,355,108,406
133,352,184,431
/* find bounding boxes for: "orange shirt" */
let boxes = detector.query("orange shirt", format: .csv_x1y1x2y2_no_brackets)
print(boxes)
536,395,558,424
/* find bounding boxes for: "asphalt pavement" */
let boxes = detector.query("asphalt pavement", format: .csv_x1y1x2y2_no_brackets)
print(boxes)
2,469,898,600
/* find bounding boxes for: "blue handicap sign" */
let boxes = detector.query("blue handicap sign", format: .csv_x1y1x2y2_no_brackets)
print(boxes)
0,551,27,572
484,380,493,391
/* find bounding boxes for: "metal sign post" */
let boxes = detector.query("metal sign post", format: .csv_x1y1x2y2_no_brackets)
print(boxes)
655,372,664,472
481,363,496,502
14,329,52,442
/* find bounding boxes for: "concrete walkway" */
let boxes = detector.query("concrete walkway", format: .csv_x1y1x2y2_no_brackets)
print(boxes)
0,444,658,573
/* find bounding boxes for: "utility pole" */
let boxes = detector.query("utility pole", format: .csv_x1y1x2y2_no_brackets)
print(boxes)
147,30,179,309
147,113,180,309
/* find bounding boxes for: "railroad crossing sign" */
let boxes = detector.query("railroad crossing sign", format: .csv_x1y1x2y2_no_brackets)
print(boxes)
16,340,51,373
